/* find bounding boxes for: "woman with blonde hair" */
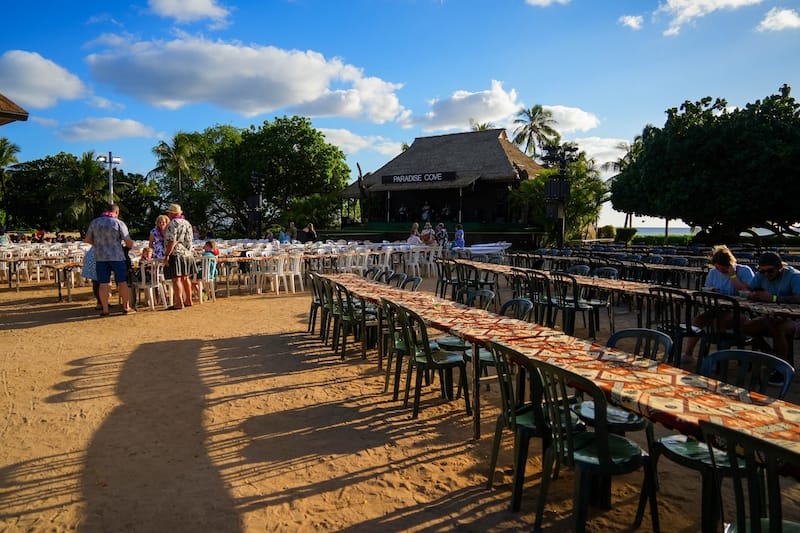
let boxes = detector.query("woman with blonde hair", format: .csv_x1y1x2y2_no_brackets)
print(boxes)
149,214,170,259
682,245,755,363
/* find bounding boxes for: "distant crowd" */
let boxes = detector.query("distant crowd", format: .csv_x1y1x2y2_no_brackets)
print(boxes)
0,230,78,245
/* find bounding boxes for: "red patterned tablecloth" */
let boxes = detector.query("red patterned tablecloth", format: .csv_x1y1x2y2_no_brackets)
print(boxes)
325,273,800,451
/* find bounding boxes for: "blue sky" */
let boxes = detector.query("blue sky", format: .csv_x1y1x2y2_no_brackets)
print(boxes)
2,0,799,227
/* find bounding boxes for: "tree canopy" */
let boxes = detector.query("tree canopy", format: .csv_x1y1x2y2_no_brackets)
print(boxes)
1,116,349,237
611,84,800,242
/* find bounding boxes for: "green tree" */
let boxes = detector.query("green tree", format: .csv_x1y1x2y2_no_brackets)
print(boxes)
611,85,800,242
213,116,349,235
512,104,559,158
509,143,607,244
0,137,20,228
469,119,496,131
151,132,198,204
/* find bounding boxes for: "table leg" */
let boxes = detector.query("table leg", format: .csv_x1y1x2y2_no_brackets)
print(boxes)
472,340,481,440
56,268,64,301
65,267,73,302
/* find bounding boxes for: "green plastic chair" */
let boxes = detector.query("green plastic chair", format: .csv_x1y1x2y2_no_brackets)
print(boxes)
484,341,550,512
395,303,471,419
700,420,800,533
648,349,795,532
533,358,659,533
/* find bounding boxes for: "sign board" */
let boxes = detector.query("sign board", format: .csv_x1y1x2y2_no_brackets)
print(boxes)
381,171,457,185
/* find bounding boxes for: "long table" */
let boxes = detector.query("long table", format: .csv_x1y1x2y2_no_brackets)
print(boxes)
325,273,800,452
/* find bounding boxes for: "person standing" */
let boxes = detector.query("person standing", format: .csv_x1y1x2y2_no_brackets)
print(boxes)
84,203,134,316
287,222,298,242
163,204,197,310
149,215,169,259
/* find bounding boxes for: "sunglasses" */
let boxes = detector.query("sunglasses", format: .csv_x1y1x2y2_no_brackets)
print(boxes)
759,267,777,275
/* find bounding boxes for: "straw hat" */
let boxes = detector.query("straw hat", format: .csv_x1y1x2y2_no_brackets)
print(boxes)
166,203,182,216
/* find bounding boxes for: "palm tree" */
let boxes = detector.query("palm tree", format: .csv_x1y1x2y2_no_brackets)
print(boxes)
469,118,496,131
59,151,111,230
151,132,197,202
513,104,559,158
0,137,20,229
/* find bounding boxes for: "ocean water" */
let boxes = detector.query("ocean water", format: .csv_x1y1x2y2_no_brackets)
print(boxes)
634,227,695,237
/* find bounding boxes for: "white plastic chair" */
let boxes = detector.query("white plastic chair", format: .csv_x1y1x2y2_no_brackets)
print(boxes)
134,260,168,310
197,255,218,303
266,253,290,295
287,253,305,293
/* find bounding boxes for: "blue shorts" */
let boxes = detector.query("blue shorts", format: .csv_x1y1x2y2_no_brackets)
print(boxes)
96,261,128,284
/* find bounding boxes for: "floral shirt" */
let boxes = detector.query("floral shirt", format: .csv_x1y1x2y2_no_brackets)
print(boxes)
150,227,166,259
85,214,131,261
165,217,194,257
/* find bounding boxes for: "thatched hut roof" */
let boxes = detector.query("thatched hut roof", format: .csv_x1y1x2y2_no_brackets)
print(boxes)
341,129,542,198
0,93,28,126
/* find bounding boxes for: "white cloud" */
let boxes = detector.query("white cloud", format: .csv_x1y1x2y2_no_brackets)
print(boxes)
148,0,230,24
619,15,644,30
320,128,403,157
525,0,569,6
417,80,521,132
31,116,59,128
656,0,764,36
58,117,157,142
571,136,628,170
0,50,87,108
85,34,408,124
544,105,600,133
757,7,800,31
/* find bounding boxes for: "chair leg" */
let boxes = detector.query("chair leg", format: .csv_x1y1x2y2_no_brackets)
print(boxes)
572,467,591,533
487,415,504,490
510,430,530,512
412,364,425,418
534,447,555,531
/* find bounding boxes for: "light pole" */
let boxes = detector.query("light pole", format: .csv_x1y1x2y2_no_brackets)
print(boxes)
96,152,121,205
543,144,578,249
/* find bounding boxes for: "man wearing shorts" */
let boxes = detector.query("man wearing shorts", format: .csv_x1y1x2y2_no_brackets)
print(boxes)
84,203,135,316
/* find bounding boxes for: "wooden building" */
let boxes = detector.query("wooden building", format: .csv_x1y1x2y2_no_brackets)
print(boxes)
342,129,542,226
0,93,28,126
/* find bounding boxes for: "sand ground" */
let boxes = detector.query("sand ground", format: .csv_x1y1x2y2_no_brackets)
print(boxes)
0,274,798,532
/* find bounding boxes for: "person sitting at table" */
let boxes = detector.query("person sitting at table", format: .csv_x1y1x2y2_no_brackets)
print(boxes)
742,251,800,383
298,223,317,243
420,222,435,244
683,245,755,362
453,224,465,248
407,229,422,245
435,223,448,248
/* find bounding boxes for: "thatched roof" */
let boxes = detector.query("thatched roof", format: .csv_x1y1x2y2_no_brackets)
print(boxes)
342,129,542,198
0,93,28,126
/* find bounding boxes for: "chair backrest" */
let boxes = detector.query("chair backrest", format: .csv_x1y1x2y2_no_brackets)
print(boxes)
363,266,379,279
401,276,423,291
522,270,552,326
691,290,747,348
386,272,407,287
566,264,591,276
498,297,534,321
394,303,435,364
200,255,217,281
700,420,800,533
549,271,582,309
534,359,610,469
649,286,694,336
606,328,673,363
700,349,795,399
374,268,393,283
465,288,495,310
591,266,619,280
486,341,546,431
